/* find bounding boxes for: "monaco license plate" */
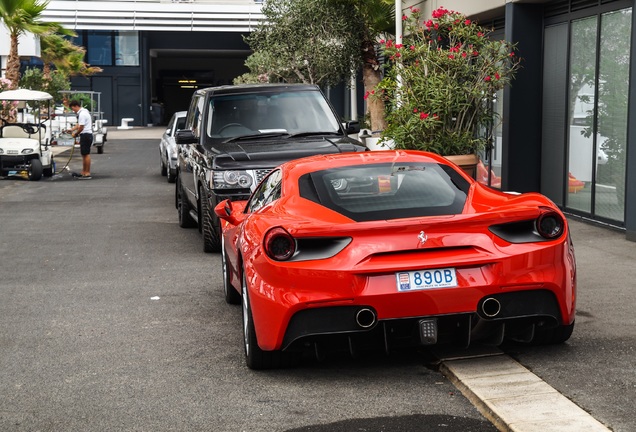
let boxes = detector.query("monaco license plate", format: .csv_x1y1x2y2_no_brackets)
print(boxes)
396,268,458,292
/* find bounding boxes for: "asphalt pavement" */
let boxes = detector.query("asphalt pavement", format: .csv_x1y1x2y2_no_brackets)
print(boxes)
2,126,635,431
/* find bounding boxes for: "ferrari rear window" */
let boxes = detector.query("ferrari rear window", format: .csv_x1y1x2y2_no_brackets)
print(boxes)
298,162,469,222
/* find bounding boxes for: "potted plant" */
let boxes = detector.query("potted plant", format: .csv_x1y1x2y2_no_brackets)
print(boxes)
374,6,521,176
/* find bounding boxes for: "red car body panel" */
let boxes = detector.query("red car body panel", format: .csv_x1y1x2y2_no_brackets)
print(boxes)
219,151,576,352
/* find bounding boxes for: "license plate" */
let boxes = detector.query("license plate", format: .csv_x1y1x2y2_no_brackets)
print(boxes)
396,268,457,291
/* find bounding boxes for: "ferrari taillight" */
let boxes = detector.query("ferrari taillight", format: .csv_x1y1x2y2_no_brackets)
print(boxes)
264,227,296,261
536,211,564,239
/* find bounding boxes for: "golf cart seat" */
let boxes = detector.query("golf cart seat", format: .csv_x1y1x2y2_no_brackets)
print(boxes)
0,123,47,143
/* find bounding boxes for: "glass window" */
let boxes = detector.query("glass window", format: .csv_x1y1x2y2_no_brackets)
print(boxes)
247,169,283,213
115,31,139,66
187,95,204,139
594,8,631,222
566,16,597,214
566,9,631,223
206,90,341,139
299,163,469,222
86,31,112,66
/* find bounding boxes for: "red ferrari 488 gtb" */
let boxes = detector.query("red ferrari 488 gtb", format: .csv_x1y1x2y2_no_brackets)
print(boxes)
215,150,576,369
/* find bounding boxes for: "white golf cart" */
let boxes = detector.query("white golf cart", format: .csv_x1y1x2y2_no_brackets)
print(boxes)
57,90,108,154
0,89,55,181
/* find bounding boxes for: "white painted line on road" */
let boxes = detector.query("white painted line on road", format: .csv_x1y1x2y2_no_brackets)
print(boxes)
439,355,610,432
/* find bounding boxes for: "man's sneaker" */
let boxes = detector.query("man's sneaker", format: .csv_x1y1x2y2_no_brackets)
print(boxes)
77,175,92,180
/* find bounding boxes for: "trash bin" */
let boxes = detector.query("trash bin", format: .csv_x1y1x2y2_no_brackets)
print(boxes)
150,103,164,126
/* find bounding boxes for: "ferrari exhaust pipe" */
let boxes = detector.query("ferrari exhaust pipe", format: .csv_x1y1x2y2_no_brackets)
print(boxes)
355,308,377,329
482,297,502,318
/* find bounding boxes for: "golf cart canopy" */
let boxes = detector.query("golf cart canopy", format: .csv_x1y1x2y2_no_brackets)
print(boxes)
0,89,53,102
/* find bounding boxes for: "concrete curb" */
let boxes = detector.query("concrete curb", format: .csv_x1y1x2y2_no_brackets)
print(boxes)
439,355,611,432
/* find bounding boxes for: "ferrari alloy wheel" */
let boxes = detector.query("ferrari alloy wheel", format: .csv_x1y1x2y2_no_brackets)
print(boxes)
221,237,241,305
241,272,264,369
240,271,300,370
200,191,221,253
177,177,196,228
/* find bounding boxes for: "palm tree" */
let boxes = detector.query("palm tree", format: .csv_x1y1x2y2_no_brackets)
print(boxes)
350,0,394,132
0,0,59,88
40,30,102,83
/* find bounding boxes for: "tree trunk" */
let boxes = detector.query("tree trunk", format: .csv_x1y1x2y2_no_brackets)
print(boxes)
361,39,386,133
43,63,52,88
6,34,21,89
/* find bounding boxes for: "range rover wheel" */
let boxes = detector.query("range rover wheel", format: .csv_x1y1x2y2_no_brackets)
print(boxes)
177,177,196,228
200,191,221,252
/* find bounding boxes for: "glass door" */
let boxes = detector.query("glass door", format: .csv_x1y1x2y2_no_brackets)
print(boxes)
566,9,631,223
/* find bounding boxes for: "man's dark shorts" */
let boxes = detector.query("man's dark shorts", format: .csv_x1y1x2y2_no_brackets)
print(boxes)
79,133,93,155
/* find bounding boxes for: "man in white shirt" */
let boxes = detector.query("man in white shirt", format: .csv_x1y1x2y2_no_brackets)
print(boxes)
69,100,94,179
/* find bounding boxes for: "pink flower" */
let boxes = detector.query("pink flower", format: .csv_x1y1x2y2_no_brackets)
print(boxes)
432,7,450,19
413,108,418,113
363,91,370,100
420,112,429,120
379,39,385,44
395,44,403,49
461,52,467,58
484,76,491,82
448,54,455,59
465,19,471,25
477,32,484,37
410,45,415,51
495,72,501,80
510,51,516,57
425,20,433,28
402,15,408,21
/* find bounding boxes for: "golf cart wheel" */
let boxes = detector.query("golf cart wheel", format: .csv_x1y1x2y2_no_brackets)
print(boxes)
43,157,54,177
29,159,43,181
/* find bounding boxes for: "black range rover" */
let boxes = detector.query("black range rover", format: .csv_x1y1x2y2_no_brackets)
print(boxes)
175,84,366,252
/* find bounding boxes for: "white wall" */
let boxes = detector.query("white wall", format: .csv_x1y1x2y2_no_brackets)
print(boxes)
0,26,41,57
402,0,511,20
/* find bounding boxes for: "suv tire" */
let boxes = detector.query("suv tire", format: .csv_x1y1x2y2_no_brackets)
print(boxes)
177,177,196,228
200,190,221,252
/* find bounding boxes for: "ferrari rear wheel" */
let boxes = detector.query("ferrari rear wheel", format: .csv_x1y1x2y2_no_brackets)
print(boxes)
221,237,241,305
531,321,575,345
241,271,298,370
